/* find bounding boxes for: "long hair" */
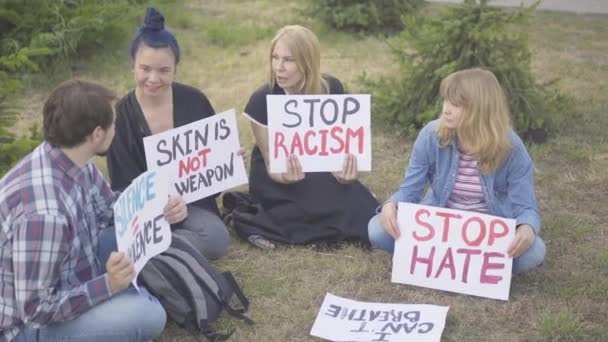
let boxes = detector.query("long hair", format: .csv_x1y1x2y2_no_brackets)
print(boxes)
437,68,512,173
268,25,328,94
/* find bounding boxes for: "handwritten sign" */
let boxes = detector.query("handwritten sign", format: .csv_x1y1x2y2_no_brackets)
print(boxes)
114,169,171,289
310,293,449,342
143,109,248,204
392,203,515,300
266,94,371,173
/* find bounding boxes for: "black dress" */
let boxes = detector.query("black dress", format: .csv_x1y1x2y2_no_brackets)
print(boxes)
243,75,379,246
107,82,219,215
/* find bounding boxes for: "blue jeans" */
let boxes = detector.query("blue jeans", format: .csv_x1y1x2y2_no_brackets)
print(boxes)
178,205,230,260
12,227,166,342
367,214,546,274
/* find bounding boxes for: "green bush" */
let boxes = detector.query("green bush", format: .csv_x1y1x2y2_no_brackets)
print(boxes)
0,0,146,176
361,0,569,141
307,0,425,34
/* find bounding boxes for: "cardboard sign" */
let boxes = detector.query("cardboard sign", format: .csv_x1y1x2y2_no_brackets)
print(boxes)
310,293,449,342
114,169,171,289
143,109,248,204
266,94,371,173
392,203,515,301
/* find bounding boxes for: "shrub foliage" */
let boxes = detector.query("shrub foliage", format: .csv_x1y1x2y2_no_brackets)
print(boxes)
362,0,567,141
307,0,425,34
0,0,144,176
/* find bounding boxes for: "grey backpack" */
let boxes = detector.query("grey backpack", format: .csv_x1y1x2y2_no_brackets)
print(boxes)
140,229,253,341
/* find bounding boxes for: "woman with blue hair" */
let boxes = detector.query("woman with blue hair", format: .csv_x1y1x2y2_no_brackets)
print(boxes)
107,7,233,260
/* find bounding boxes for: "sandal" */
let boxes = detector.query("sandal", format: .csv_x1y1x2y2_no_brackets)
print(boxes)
247,234,276,250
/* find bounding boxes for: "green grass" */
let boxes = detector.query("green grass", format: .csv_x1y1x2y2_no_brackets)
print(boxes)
10,1,608,341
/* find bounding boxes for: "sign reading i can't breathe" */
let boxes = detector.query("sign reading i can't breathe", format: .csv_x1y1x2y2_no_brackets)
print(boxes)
143,109,248,204
113,169,171,290
266,94,371,173
310,293,449,342
392,203,515,301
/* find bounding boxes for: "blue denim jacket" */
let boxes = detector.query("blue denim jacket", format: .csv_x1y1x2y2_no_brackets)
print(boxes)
388,119,541,235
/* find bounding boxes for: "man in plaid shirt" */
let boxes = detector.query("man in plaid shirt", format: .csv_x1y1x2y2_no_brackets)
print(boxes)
0,80,187,341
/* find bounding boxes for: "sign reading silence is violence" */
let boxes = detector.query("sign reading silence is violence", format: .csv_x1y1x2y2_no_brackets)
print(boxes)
143,109,248,204
266,94,371,173
114,169,171,290
392,203,515,301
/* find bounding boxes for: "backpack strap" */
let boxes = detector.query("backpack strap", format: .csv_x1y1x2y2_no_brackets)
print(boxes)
169,236,254,325
155,253,235,342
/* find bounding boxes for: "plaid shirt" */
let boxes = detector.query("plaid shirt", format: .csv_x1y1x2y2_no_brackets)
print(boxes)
0,142,117,342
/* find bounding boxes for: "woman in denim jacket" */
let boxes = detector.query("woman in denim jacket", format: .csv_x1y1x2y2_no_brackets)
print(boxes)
368,68,545,274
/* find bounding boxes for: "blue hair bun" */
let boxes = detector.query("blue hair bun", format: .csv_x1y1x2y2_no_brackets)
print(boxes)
143,7,164,31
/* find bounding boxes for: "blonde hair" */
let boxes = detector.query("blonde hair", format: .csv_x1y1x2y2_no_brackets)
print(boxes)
438,68,512,173
269,25,328,94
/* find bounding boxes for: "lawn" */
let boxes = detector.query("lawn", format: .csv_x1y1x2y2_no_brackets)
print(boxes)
13,1,608,341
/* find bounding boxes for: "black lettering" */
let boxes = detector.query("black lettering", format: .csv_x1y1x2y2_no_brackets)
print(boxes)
325,304,341,318
320,99,339,125
342,97,360,124
156,139,173,166
153,214,163,243
183,129,194,155
172,134,185,159
218,119,230,140
418,322,434,334
194,125,209,149
303,98,321,127
283,99,301,128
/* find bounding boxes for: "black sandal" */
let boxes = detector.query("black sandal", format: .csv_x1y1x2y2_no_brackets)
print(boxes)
247,235,276,250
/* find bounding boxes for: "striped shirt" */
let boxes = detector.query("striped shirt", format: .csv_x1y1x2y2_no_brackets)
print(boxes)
446,153,490,213
0,142,116,342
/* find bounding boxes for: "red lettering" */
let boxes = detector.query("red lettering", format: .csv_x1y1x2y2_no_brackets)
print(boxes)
480,252,506,284
197,148,211,168
461,216,486,247
318,129,329,156
290,133,304,155
345,127,365,154
435,211,462,242
274,132,287,158
303,130,318,155
413,209,435,241
488,219,509,246
329,126,345,153
456,248,482,283
434,247,456,280
410,245,435,277
178,155,200,177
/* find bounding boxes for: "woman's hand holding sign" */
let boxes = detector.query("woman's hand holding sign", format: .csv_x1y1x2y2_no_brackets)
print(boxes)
507,224,535,258
380,202,400,240
278,154,305,184
332,154,358,184
163,195,188,224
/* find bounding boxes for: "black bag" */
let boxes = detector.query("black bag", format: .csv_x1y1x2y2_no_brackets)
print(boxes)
140,229,253,341
221,191,291,244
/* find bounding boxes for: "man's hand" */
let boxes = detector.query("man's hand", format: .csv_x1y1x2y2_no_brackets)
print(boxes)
106,252,135,294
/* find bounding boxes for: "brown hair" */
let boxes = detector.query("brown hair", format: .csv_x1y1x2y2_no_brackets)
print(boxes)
43,79,116,148
437,68,512,173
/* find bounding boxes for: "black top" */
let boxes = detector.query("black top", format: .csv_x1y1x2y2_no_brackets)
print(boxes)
243,75,379,245
107,82,219,215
